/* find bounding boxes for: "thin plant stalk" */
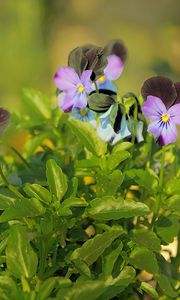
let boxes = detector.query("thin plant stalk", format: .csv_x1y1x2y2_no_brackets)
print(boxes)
131,101,138,144
152,145,166,226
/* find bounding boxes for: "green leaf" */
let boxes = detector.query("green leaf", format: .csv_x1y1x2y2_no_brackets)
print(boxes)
99,266,136,300
22,88,51,120
75,156,99,169
72,258,91,278
107,266,136,287
0,198,46,222
125,169,158,191
66,177,79,198
24,183,52,204
123,96,135,114
6,225,38,278
112,142,133,153
155,215,179,244
0,276,20,300
88,93,115,112
131,229,161,252
140,282,159,299
46,159,68,202
102,241,123,278
38,277,57,300
38,277,71,300
67,118,107,156
165,178,180,195
167,195,180,213
58,205,72,216
107,151,131,170
129,246,159,274
85,196,149,220
71,230,122,266
96,170,124,197
0,188,17,209
63,280,105,300
157,274,178,297
62,197,87,208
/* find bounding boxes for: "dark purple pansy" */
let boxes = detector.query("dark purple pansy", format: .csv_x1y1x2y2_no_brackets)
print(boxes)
54,67,93,112
0,108,10,135
141,76,180,145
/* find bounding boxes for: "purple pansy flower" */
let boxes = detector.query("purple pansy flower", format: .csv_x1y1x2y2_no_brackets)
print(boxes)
54,67,93,112
97,55,124,92
141,76,180,145
97,39,127,93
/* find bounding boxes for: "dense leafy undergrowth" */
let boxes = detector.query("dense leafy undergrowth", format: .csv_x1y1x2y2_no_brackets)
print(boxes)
0,88,179,300
0,37,180,299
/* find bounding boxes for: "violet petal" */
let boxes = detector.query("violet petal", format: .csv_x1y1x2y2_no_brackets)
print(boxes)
160,120,177,145
142,96,166,120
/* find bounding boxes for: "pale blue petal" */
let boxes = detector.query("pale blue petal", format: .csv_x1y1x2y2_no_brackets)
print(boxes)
97,124,115,142
98,80,117,93
99,105,114,128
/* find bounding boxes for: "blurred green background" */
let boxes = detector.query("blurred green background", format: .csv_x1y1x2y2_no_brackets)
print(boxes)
0,0,180,110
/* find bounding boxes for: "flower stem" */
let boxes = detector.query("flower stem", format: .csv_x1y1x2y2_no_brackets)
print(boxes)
146,134,153,168
94,81,99,94
131,101,138,144
0,140,31,170
152,145,166,225
10,146,31,170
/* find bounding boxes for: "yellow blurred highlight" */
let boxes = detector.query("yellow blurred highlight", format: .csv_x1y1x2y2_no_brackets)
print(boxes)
83,176,95,185
11,131,29,153
125,191,135,200
126,185,139,199
129,185,140,191
85,225,95,237
34,139,54,154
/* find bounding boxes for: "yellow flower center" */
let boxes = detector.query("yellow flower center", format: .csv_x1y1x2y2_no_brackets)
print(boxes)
98,75,106,83
78,85,84,93
162,114,169,123
80,109,87,116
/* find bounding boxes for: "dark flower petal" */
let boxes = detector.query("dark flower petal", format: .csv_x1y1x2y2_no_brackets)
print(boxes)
68,47,88,77
83,45,107,79
114,106,123,133
87,93,116,112
68,44,107,80
174,82,180,104
104,39,127,63
0,108,10,134
141,76,177,109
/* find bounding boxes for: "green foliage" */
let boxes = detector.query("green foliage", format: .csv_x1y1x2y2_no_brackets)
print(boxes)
46,159,68,202
71,230,122,265
131,228,161,252
129,246,159,274
0,87,179,299
6,225,38,278
85,196,149,220
67,118,107,156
